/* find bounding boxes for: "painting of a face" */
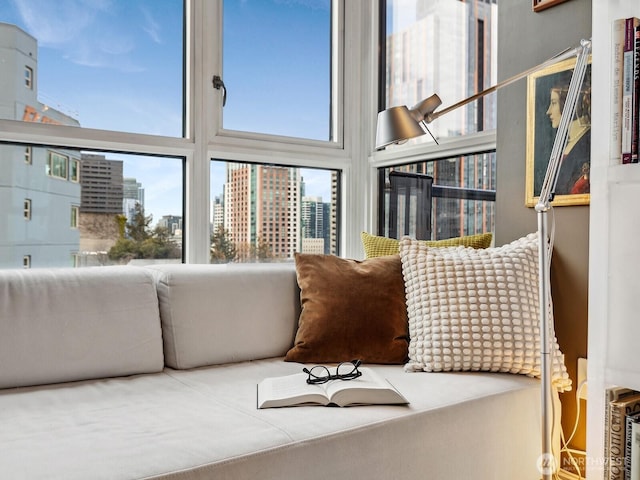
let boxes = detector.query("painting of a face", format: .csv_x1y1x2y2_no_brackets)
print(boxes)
546,89,562,128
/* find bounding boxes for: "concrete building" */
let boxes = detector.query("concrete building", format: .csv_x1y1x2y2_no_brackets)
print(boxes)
77,154,124,261
224,164,300,260
0,22,81,268
80,154,124,214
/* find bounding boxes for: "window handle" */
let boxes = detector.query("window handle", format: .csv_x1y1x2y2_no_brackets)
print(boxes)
212,75,227,107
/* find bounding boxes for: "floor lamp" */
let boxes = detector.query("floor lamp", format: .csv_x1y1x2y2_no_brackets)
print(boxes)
375,38,592,479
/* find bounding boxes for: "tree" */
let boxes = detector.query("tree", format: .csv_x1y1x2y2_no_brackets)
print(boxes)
254,233,273,262
126,203,152,242
108,204,181,261
210,225,237,263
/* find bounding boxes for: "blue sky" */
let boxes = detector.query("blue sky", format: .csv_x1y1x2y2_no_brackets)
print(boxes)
1,0,333,223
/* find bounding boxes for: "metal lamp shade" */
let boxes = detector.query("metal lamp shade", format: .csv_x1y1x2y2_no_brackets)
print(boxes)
375,106,424,149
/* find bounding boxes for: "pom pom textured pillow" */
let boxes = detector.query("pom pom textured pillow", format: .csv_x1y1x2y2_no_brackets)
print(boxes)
361,231,493,258
284,253,409,364
399,233,571,392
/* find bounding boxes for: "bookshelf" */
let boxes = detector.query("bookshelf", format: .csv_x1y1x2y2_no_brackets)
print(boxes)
587,0,640,478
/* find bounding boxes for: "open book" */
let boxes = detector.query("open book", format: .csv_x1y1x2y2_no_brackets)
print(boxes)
257,367,409,409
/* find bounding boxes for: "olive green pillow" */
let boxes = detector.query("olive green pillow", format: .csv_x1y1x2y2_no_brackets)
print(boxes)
361,231,493,258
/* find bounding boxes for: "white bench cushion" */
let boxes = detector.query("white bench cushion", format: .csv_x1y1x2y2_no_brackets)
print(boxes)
0,266,164,389
148,264,300,369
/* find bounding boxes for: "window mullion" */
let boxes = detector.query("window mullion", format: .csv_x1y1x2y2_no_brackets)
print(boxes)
184,0,215,263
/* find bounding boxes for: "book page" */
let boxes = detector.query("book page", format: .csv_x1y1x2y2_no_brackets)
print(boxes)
325,368,408,407
257,372,329,408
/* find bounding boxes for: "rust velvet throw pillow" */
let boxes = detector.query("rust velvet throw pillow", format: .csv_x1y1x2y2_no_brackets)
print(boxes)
284,253,409,364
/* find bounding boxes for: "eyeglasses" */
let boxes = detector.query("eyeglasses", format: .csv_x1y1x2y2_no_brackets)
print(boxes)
302,360,362,385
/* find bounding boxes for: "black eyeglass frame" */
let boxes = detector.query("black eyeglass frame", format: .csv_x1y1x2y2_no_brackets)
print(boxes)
303,360,362,385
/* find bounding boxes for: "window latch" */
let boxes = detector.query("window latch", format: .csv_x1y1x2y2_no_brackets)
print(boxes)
212,75,227,107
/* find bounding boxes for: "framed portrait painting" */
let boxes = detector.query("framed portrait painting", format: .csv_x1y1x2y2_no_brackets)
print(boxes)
532,0,571,13
525,55,591,207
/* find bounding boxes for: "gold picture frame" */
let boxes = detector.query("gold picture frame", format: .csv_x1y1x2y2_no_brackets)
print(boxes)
532,0,570,13
525,56,591,207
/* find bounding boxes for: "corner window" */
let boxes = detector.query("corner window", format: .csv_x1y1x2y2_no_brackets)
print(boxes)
378,153,496,240
380,0,498,145
376,1,498,238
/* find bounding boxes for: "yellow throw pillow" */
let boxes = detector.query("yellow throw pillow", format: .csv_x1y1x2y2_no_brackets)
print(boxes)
361,231,493,258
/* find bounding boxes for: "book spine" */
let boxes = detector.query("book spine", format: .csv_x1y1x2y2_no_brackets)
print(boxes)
635,25,640,164
613,19,627,163
625,413,640,479
611,399,640,480
632,421,640,480
612,402,627,480
632,26,640,164
622,18,638,164
607,389,639,479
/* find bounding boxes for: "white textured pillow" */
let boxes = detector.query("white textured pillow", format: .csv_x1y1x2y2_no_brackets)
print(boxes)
399,233,571,392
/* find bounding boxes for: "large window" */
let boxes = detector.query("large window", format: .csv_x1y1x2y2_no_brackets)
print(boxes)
381,0,498,144
210,160,339,263
375,0,498,237
221,1,336,142
0,143,183,269
378,153,496,241
0,1,362,269
1,1,184,137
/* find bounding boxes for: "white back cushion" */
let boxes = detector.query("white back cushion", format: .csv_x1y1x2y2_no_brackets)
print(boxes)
0,266,164,389
149,264,300,369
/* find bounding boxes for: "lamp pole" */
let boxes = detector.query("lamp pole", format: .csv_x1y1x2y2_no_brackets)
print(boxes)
535,38,591,480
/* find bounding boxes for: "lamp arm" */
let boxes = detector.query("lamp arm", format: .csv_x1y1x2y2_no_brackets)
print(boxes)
425,43,587,124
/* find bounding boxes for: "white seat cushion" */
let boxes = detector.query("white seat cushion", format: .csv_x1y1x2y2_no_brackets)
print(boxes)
0,358,543,480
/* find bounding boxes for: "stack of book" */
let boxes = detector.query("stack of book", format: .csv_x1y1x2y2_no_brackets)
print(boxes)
604,388,640,480
612,17,640,164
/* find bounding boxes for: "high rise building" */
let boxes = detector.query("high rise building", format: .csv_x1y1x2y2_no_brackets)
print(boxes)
211,195,224,234
224,164,301,260
80,154,124,214
123,177,145,225
0,23,81,268
301,196,330,254
158,215,182,235
329,171,339,255
77,154,124,262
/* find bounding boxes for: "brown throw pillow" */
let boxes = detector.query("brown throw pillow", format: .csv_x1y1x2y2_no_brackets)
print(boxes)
285,253,409,364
